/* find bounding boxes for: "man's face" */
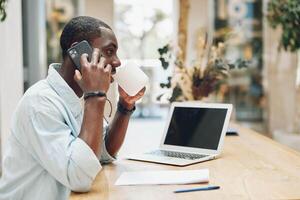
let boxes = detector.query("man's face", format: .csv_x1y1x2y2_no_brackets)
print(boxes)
91,27,121,83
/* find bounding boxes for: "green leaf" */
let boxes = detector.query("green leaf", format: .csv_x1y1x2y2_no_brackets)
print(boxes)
157,94,164,101
159,76,172,88
0,0,7,22
159,57,169,70
228,63,236,69
158,45,169,55
169,85,182,102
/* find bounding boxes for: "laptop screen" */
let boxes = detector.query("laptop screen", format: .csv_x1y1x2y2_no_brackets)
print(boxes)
164,107,227,150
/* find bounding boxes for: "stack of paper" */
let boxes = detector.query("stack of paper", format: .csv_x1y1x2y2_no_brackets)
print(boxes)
115,169,209,186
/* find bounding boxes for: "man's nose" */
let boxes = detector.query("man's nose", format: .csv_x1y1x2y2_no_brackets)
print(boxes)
111,56,121,68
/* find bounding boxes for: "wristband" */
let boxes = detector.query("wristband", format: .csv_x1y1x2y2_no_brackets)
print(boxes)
117,102,136,115
83,91,106,100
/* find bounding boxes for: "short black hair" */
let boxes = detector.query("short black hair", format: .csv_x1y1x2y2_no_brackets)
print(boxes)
60,16,111,58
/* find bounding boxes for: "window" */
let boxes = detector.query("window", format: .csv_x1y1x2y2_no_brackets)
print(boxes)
114,0,175,118
46,0,81,66
214,0,264,122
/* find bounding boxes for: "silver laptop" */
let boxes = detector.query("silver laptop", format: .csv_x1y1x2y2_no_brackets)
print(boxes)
127,102,232,166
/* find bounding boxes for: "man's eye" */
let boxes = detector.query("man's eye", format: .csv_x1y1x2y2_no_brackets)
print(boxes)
106,49,114,56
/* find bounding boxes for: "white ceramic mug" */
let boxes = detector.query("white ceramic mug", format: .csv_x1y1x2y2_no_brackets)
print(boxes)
113,60,149,96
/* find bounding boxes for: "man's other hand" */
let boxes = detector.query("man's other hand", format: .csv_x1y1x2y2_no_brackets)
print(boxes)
118,86,146,110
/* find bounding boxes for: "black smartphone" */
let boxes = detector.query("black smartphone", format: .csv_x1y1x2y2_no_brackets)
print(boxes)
67,40,93,70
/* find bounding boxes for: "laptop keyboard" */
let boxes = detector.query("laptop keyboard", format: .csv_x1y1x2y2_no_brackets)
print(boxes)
147,150,208,160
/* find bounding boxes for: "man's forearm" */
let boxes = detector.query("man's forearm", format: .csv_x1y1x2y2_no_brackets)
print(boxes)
105,110,131,156
79,97,106,157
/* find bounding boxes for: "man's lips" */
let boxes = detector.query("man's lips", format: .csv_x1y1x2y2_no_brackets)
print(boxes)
110,68,116,83
110,72,116,83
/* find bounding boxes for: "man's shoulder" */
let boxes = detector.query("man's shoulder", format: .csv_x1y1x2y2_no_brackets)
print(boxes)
20,80,63,114
25,79,52,95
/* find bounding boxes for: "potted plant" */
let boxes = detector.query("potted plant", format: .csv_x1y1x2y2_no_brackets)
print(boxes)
266,0,300,145
157,32,248,103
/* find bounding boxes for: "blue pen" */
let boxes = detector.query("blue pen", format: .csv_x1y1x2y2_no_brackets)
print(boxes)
174,185,220,193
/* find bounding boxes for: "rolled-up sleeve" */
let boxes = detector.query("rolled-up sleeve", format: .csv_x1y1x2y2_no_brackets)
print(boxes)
26,109,102,192
99,125,116,164
68,138,102,191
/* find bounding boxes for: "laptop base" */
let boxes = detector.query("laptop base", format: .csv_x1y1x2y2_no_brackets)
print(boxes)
126,153,216,167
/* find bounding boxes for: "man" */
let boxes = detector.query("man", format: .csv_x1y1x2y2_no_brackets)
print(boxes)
0,16,145,200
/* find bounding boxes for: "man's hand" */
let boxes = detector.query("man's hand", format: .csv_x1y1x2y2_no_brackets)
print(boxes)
118,86,146,110
74,48,112,93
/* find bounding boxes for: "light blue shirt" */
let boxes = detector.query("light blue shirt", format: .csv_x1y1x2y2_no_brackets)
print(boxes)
0,63,115,200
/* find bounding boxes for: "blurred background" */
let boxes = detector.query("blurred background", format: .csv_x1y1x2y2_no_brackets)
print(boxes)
0,0,299,167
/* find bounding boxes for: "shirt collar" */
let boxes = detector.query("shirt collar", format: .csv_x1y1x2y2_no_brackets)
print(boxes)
46,63,82,117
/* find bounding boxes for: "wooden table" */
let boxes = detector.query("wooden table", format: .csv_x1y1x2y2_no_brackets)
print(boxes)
70,120,300,199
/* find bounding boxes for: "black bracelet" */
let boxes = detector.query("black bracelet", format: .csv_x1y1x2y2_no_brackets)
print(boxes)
83,91,106,100
117,102,136,115
84,91,113,118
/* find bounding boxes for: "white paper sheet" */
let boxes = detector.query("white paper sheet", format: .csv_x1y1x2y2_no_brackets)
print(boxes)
115,169,209,186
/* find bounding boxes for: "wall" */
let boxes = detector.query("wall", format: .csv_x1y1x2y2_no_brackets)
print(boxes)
186,0,212,66
0,0,24,166
85,0,114,26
